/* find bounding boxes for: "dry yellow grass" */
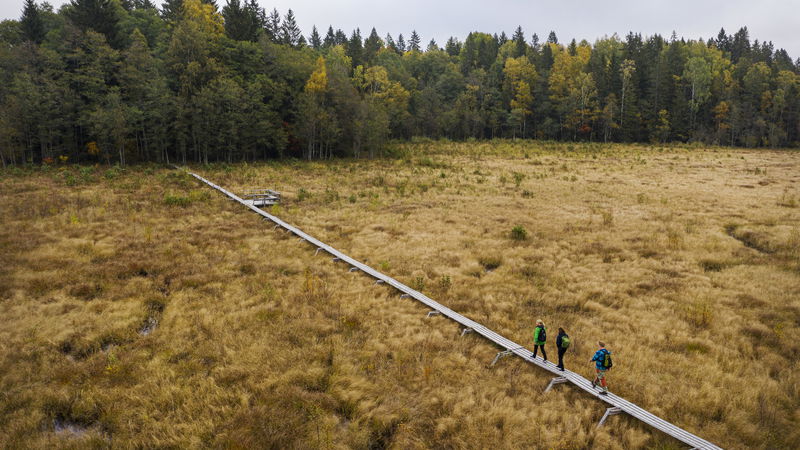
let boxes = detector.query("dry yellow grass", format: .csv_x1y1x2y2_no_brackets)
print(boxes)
1,141,799,449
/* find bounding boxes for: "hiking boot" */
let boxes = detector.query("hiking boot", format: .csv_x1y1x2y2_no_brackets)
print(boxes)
559,367,564,372
599,391,608,396
591,380,597,388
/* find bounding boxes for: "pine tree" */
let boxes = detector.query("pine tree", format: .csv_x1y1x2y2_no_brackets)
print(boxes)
20,0,46,44
281,9,301,46
408,30,421,51
498,31,508,45
309,26,322,50
323,26,335,48
547,31,558,44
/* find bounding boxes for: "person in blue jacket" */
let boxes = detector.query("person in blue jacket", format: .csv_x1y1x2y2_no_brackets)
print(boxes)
590,341,612,395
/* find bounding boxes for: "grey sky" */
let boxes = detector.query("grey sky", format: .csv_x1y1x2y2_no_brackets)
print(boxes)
4,0,799,59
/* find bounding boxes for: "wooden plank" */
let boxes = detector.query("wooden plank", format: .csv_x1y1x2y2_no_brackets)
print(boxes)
187,170,722,450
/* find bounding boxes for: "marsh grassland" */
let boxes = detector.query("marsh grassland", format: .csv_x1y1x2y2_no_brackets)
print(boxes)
1,141,799,449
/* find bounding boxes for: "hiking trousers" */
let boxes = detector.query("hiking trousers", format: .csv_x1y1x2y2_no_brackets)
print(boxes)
557,347,567,369
594,369,608,392
533,344,547,360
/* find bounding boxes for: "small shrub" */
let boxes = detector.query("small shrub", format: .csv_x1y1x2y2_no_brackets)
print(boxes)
104,166,123,180
68,282,103,301
297,188,309,202
512,172,525,187
63,172,78,186
510,225,528,241
412,276,426,292
684,340,711,354
324,189,339,203
666,226,684,250
699,259,728,272
777,192,797,208
164,193,191,207
478,255,502,272
438,275,451,292
684,301,713,329
601,210,614,227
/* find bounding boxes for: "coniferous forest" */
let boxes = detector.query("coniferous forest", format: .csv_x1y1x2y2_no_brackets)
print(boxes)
2,0,799,166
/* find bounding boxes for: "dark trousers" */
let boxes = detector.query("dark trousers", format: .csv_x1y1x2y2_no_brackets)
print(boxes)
533,344,547,360
557,347,567,369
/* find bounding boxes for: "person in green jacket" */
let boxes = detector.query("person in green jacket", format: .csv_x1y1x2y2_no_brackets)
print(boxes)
532,319,547,361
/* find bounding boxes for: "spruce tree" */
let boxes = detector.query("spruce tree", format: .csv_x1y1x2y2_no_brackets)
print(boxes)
160,0,183,23
385,33,396,52
20,0,46,44
512,26,526,57
132,0,157,9
427,39,439,52
363,28,382,62
67,0,122,48
499,31,508,45
309,26,322,50
396,33,406,52
408,30,420,51
731,27,750,63
281,9,301,46
531,33,540,50
348,28,363,67
223,0,262,42
323,26,335,48
266,8,280,41
334,29,347,46
547,30,558,44
445,37,460,56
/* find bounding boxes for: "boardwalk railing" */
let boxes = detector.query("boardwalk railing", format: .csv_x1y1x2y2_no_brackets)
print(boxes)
187,169,722,450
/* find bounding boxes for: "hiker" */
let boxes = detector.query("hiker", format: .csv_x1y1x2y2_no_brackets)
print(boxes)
556,327,570,371
590,341,612,395
532,319,547,361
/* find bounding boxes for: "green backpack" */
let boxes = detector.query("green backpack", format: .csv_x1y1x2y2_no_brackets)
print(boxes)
560,335,571,349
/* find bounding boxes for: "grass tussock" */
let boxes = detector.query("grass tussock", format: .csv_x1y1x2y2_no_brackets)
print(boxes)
1,142,799,448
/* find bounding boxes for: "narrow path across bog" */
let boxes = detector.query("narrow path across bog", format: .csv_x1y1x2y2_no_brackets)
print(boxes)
187,169,722,450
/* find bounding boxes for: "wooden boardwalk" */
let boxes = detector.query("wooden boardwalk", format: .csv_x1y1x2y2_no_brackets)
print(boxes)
188,170,722,450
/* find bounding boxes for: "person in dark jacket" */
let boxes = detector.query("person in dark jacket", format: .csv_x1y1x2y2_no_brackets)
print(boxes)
555,327,569,371
532,319,547,361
